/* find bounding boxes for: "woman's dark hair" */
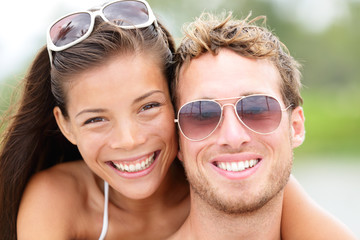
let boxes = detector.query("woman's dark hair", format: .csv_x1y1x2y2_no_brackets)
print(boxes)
0,17,175,239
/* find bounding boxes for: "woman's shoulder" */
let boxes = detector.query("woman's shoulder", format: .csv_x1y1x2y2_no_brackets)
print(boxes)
24,160,90,196
17,160,94,238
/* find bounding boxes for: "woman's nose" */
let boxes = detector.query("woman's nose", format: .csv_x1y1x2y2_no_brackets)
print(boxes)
109,121,146,150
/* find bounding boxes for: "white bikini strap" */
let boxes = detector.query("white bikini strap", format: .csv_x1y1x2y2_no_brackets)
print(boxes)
99,181,109,240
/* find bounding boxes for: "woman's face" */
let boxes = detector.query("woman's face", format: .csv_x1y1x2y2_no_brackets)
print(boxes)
54,53,178,199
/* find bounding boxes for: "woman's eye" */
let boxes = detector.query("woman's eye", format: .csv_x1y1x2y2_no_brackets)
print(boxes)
140,102,161,112
84,117,106,125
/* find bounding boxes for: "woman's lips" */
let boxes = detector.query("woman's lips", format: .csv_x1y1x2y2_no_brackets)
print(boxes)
107,151,160,178
111,152,156,173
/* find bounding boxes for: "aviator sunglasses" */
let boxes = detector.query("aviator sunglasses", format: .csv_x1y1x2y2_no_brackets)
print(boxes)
175,94,293,141
46,0,157,64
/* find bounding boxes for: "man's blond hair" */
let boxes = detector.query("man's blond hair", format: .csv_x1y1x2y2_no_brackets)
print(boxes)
173,12,302,108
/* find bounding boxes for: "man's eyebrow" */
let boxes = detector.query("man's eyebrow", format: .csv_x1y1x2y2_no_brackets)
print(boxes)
196,92,260,100
75,108,107,118
133,90,165,104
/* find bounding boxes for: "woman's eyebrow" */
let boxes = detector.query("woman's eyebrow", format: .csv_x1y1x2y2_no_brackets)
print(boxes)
133,90,164,104
75,108,107,118
74,91,166,118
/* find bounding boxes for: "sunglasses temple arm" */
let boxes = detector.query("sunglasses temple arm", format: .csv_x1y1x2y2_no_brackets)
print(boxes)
283,104,293,111
47,48,54,67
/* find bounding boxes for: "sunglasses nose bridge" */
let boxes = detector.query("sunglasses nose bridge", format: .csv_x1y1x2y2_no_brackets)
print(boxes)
218,103,243,127
215,102,253,146
220,102,237,117
220,102,257,135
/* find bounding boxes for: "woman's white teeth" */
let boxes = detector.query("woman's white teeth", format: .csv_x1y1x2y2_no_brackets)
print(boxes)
113,153,155,173
217,159,259,172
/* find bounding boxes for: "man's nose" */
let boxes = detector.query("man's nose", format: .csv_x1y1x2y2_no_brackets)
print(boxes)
215,105,251,148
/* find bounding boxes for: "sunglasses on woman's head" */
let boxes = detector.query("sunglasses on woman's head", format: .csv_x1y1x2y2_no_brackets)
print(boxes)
46,0,157,65
175,94,293,141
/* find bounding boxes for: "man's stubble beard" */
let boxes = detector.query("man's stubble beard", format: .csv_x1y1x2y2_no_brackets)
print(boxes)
185,152,293,215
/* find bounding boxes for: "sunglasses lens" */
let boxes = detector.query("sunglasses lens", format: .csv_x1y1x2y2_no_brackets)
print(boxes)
179,101,221,140
236,95,282,134
50,13,91,47
103,1,150,26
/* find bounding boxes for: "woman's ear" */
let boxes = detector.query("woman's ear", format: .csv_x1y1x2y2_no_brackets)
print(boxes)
53,106,77,145
290,106,305,148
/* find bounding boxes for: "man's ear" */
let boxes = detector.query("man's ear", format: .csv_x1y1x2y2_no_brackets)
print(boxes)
53,106,77,145
177,148,184,162
177,142,184,162
290,106,305,148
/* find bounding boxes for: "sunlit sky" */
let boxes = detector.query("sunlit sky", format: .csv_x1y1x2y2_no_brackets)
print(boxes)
1,0,105,81
0,0,354,82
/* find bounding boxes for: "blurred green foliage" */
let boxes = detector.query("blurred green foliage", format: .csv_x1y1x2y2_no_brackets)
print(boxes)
1,0,359,157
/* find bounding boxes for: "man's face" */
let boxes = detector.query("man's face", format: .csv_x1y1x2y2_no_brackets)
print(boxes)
176,49,304,214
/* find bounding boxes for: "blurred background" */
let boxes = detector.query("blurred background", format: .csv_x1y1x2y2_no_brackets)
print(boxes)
1,0,359,236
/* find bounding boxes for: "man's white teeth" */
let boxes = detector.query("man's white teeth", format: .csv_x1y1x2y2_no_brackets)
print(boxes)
217,159,259,172
113,153,155,173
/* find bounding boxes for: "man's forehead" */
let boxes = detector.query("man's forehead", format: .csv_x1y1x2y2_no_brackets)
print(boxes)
178,49,271,84
179,52,216,75
176,50,281,105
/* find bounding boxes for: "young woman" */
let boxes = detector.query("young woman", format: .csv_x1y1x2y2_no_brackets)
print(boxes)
1,1,188,239
0,1,355,239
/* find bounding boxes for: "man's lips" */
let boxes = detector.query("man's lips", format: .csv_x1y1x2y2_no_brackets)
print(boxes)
210,153,262,173
214,159,260,172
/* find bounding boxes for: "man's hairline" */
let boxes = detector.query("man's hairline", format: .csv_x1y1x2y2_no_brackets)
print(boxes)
174,49,283,109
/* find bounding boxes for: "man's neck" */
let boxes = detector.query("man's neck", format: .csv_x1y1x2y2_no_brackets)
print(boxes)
170,189,284,240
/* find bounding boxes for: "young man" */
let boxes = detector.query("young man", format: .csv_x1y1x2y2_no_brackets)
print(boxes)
170,12,356,239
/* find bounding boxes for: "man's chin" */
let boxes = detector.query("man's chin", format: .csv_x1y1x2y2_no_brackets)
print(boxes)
199,191,274,215
189,173,288,215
